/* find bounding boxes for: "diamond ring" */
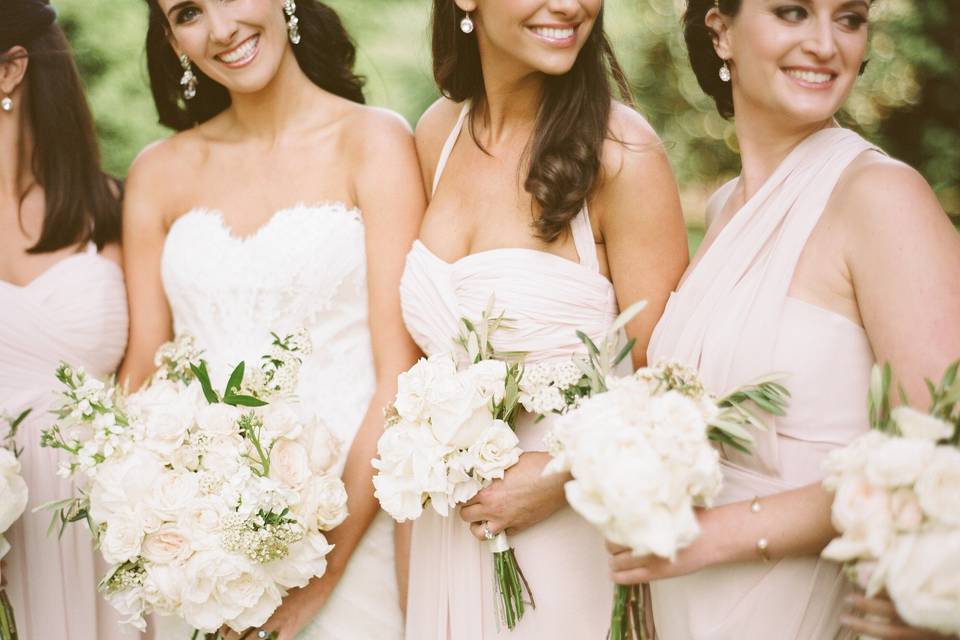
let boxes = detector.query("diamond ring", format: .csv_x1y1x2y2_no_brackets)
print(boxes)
482,522,494,541
257,631,269,639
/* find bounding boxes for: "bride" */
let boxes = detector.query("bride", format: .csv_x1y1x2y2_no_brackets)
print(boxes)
118,1,424,638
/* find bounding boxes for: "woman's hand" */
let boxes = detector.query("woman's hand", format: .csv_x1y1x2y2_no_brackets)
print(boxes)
459,452,567,540
221,582,328,640
606,533,715,585
840,593,956,640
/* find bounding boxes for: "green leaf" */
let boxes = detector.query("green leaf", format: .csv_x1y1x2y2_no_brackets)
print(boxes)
575,331,600,357
190,361,220,404
225,361,246,397
612,338,637,367
609,300,648,334
224,394,269,407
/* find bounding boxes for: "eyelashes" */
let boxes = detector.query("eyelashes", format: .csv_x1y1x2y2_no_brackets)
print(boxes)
772,4,869,31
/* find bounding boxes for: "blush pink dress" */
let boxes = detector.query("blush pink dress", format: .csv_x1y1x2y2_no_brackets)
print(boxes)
400,103,622,639
0,242,138,639
647,128,879,639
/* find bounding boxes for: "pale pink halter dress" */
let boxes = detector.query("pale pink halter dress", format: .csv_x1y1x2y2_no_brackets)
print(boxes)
0,243,139,639
401,103,621,639
647,128,879,639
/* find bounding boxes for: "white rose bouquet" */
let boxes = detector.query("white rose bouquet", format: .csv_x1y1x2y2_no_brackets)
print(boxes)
821,362,960,636
40,332,348,638
0,409,29,640
533,304,789,640
373,304,532,630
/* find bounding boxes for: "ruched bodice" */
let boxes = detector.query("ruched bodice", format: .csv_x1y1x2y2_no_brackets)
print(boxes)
1,243,134,640
160,203,402,639
401,101,622,639
647,128,879,640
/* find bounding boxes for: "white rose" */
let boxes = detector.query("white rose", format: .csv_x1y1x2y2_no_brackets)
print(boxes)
467,421,521,481
89,450,166,524
195,402,242,436
303,417,342,475
892,407,953,442
914,446,960,526
100,511,146,564
822,431,890,486
261,402,304,442
823,474,893,561
132,381,201,456
311,475,349,531
180,551,248,631
393,355,456,423
263,531,332,590
889,488,925,532
147,470,200,520
223,572,284,633
865,437,935,488
464,359,508,403
0,449,27,534
103,585,148,632
141,524,193,565
268,438,311,490
177,495,229,543
885,530,960,634
142,563,184,615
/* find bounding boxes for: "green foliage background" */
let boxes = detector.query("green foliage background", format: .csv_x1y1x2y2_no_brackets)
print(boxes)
55,0,959,225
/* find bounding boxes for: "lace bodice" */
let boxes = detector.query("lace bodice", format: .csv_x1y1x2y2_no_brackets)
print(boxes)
161,203,375,448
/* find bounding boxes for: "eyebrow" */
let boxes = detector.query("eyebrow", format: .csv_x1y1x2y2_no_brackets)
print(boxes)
166,1,192,18
840,0,870,10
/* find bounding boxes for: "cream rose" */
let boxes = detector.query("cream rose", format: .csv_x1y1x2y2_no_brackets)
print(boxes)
885,530,960,634
914,446,960,526
892,406,953,442
100,512,146,564
268,438,311,490
141,524,193,565
865,438,935,487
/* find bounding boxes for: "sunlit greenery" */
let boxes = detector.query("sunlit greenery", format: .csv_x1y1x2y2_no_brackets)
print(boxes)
54,0,958,226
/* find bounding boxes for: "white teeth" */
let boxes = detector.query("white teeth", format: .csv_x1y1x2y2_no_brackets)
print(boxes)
531,26,576,41
219,37,258,64
786,69,832,84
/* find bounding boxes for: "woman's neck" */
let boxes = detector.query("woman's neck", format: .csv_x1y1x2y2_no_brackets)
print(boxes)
476,49,543,146
732,97,835,202
223,48,317,143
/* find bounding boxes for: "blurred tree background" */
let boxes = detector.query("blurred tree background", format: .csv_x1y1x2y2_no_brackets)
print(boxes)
55,0,959,237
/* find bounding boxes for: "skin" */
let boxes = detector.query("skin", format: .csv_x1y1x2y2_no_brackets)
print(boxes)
0,46,121,287
413,0,688,548
117,1,425,637
609,4,960,639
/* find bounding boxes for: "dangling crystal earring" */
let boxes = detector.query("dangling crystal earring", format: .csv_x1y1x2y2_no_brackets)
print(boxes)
284,0,301,44
460,13,475,34
1,96,11,112
719,61,731,82
179,53,198,101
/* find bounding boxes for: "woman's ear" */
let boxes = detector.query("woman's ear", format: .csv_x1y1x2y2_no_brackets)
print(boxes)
705,7,733,61
0,46,29,96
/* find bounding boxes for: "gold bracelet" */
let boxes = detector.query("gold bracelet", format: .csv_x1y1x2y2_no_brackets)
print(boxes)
750,497,770,562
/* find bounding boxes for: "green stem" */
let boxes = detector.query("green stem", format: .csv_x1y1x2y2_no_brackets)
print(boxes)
491,546,535,631
0,588,19,640
608,584,645,640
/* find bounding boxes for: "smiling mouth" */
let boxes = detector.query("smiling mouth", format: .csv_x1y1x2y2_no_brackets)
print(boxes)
783,68,836,86
216,35,260,67
526,25,578,46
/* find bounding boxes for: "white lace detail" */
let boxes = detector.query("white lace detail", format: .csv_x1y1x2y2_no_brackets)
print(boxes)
160,201,403,639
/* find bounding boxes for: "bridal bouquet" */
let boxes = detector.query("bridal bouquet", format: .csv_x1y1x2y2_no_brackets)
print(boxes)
373,305,533,629
0,409,29,640
533,304,790,640
40,332,348,636
821,362,960,635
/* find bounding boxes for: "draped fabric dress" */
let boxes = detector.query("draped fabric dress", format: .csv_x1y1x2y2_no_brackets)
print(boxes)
0,242,139,640
647,128,879,639
401,103,622,639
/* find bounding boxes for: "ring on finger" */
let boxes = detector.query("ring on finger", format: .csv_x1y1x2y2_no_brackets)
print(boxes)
482,521,494,541
257,631,269,640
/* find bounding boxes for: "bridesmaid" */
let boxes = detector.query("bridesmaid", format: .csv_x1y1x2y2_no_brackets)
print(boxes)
0,2,137,639
401,1,688,637
608,1,960,638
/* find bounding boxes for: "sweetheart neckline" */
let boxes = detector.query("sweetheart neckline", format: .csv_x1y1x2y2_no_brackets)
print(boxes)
0,250,121,291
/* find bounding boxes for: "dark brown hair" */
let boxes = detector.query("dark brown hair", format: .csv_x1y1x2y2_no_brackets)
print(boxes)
432,2,632,242
144,0,365,131
684,0,741,119
0,28,121,253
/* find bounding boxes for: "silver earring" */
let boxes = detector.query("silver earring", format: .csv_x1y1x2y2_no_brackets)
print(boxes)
1,96,11,112
284,0,301,44
460,13,474,34
719,61,731,82
180,53,198,101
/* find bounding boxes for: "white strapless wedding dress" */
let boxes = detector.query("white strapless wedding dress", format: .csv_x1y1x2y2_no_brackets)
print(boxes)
156,203,402,639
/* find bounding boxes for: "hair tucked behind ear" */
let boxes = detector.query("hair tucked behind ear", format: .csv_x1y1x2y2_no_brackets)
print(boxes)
684,0,741,119
1,27,121,253
432,1,632,242
144,0,365,131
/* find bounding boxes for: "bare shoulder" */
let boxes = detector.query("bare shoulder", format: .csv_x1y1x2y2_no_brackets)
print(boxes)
832,151,948,236
602,101,669,181
125,129,206,226
340,103,415,156
414,97,464,169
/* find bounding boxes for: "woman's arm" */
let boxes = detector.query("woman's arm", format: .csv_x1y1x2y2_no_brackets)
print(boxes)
610,155,960,583
117,142,179,390
459,106,689,540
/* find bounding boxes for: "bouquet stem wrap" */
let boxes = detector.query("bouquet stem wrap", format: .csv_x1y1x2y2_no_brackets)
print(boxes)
488,532,534,630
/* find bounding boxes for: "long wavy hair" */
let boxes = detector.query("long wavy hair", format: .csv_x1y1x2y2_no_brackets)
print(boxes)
144,0,365,131
432,1,632,242
1,26,121,253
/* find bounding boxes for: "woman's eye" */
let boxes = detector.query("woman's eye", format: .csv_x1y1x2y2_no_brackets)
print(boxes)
175,6,201,25
774,5,808,22
838,13,868,30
